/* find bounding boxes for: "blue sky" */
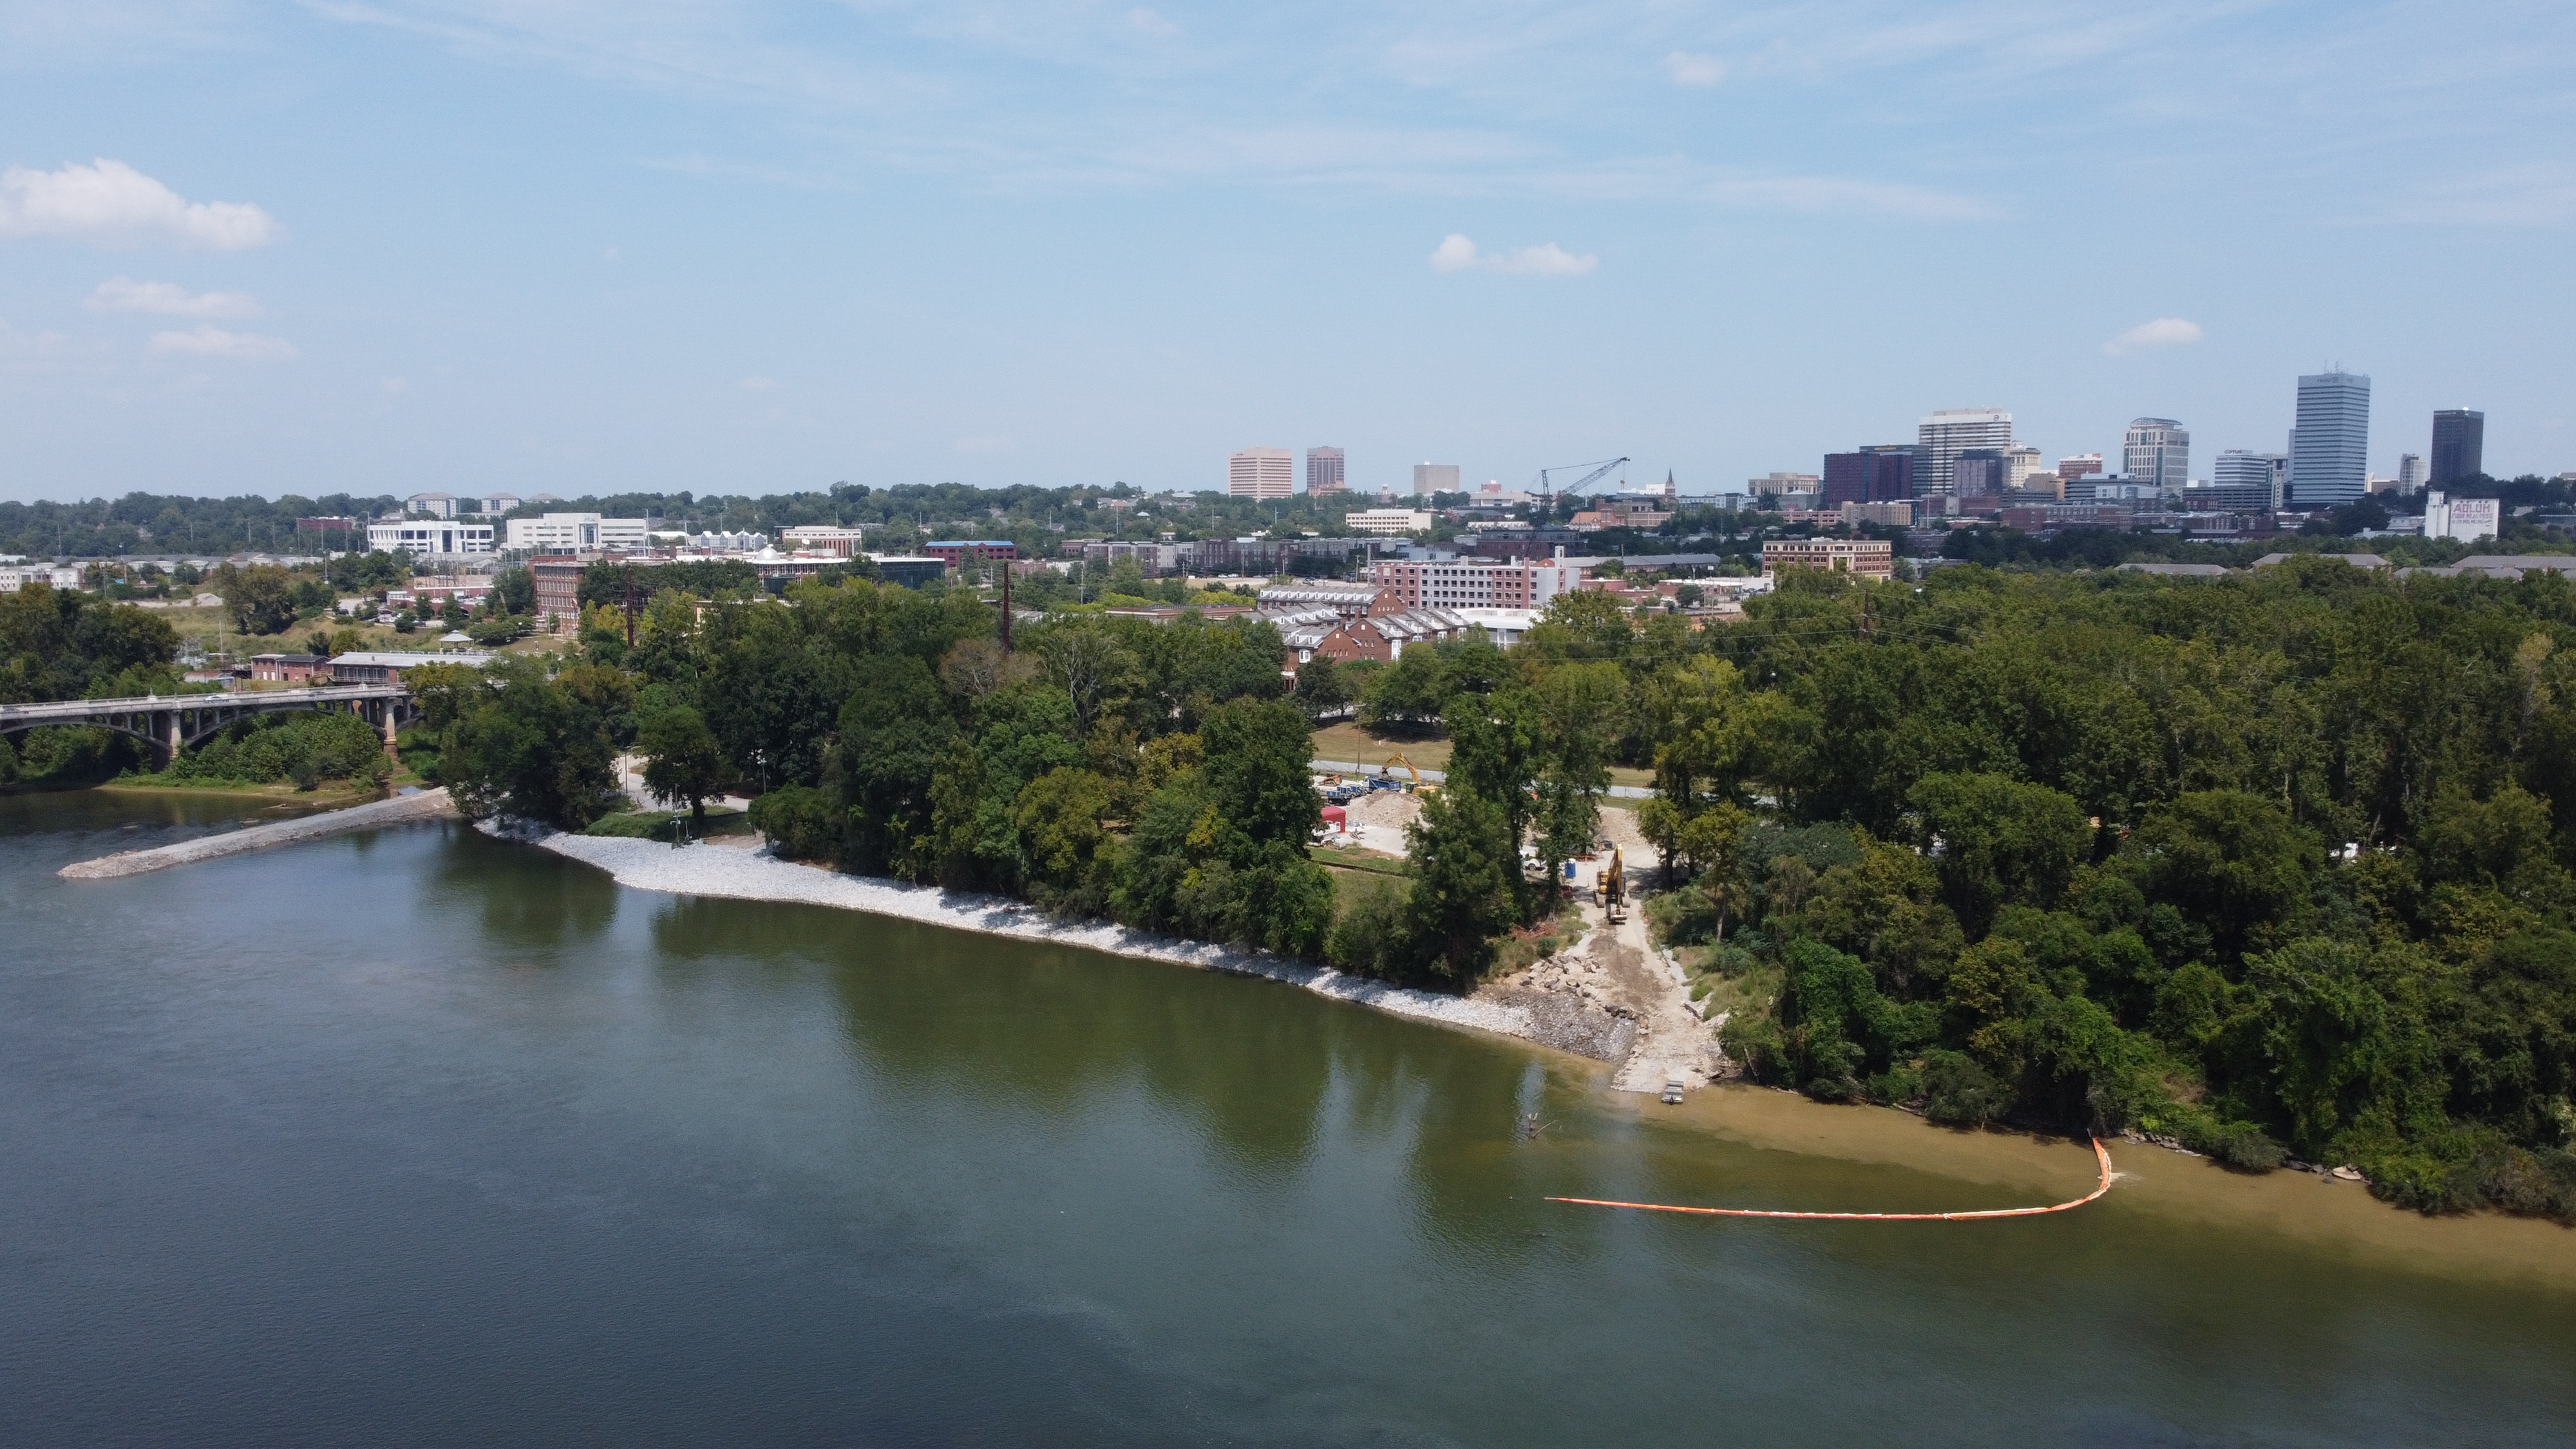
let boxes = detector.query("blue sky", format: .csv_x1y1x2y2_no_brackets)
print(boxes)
2,1,2571,503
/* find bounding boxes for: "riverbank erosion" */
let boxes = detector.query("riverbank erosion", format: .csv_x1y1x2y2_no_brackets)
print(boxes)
535,832,1736,1087
57,788,460,879
533,832,1542,1043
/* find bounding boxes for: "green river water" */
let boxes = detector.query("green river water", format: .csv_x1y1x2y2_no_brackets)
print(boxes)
3,791,2571,1446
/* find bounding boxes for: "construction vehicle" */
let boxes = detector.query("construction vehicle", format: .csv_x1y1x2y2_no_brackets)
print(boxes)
1531,456,1631,518
1598,846,1627,922
1380,753,1423,792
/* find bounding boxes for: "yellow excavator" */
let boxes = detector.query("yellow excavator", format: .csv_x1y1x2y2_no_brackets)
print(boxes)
1598,846,1627,922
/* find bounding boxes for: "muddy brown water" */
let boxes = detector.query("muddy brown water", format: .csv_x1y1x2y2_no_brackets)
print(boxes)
5,790,2571,1446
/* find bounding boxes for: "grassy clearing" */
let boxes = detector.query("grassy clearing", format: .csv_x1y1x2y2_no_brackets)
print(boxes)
584,806,755,840
1309,843,1408,876
1311,720,1652,788
1311,721,1450,772
1690,956,1781,1021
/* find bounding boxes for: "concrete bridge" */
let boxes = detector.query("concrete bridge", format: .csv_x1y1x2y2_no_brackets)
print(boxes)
0,685,415,768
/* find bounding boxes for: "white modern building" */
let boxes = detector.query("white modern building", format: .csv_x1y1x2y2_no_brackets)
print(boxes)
2211,450,2287,510
2289,371,2372,507
367,519,496,556
1916,409,2014,498
504,513,650,553
2123,418,2191,500
1412,462,1461,497
1344,508,1435,536
1228,448,1295,500
779,526,866,557
0,563,87,591
2398,453,2429,491
2423,491,2499,543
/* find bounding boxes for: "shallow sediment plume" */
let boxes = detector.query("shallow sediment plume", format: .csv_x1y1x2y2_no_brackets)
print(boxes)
57,788,459,879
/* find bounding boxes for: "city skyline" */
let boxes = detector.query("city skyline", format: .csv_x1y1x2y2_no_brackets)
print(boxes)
2,3,2571,503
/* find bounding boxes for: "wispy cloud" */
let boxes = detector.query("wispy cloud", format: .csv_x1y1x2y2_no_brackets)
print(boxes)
2358,162,2576,227
2102,317,2203,355
739,375,775,391
1663,50,1725,86
1125,8,1179,39
0,160,281,249
147,325,298,361
88,276,259,317
1430,234,1596,276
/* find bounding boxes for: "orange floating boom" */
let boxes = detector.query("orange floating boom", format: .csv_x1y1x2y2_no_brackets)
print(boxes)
1546,1137,2114,1220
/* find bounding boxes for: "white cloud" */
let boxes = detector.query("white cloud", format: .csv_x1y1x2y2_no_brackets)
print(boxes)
1429,233,1596,276
147,325,298,361
1126,8,1179,38
87,276,259,318
1663,51,1726,87
0,160,281,250
2102,317,2204,355
1490,242,1595,276
1430,232,1482,272
739,374,775,391
382,376,409,393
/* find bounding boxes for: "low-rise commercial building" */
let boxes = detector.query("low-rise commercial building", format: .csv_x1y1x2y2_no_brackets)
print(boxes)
923,540,1018,567
779,526,866,558
1760,538,1895,582
868,555,948,589
504,513,650,553
249,653,330,683
1344,509,1434,536
1368,557,1584,611
366,520,495,557
329,650,495,685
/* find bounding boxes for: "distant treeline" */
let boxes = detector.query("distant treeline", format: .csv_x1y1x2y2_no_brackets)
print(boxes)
0,493,402,560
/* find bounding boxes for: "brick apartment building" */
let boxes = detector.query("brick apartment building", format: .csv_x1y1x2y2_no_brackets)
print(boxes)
1759,538,1895,582
1367,558,1585,611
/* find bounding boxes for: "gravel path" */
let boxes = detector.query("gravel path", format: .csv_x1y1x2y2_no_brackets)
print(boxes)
58,789,460,879
536,833,1540,1042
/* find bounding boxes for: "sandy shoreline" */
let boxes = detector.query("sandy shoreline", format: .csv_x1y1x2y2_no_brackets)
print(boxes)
534,832,1542,1042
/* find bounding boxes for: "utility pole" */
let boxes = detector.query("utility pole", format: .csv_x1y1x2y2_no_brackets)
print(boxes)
623,564,637,648
999,556,1014,653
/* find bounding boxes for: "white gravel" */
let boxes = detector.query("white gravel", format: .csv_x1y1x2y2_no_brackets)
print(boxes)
536,833,1538,1042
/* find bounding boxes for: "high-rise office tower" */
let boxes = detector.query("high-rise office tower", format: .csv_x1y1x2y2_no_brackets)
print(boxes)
1915,408,2014,498
2398,453,2428,491
2287,371,2371,507
1821,447,1913,506
2431,410,2485,484
1953,450,2007,503
2005,446,2045,490
1304,446,1346,495
1228,448,1294,499
2213,450,2288,510
1412,462,1461,496
2123,418,2191,499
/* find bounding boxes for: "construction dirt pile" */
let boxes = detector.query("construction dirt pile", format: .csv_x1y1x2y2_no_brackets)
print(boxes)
1478,896,1731,1092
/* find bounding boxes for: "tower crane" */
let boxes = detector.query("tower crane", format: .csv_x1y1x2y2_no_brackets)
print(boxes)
1531,456,1630,518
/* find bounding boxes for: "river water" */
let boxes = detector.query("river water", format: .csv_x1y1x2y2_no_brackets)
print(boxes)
5,794,2573,1447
